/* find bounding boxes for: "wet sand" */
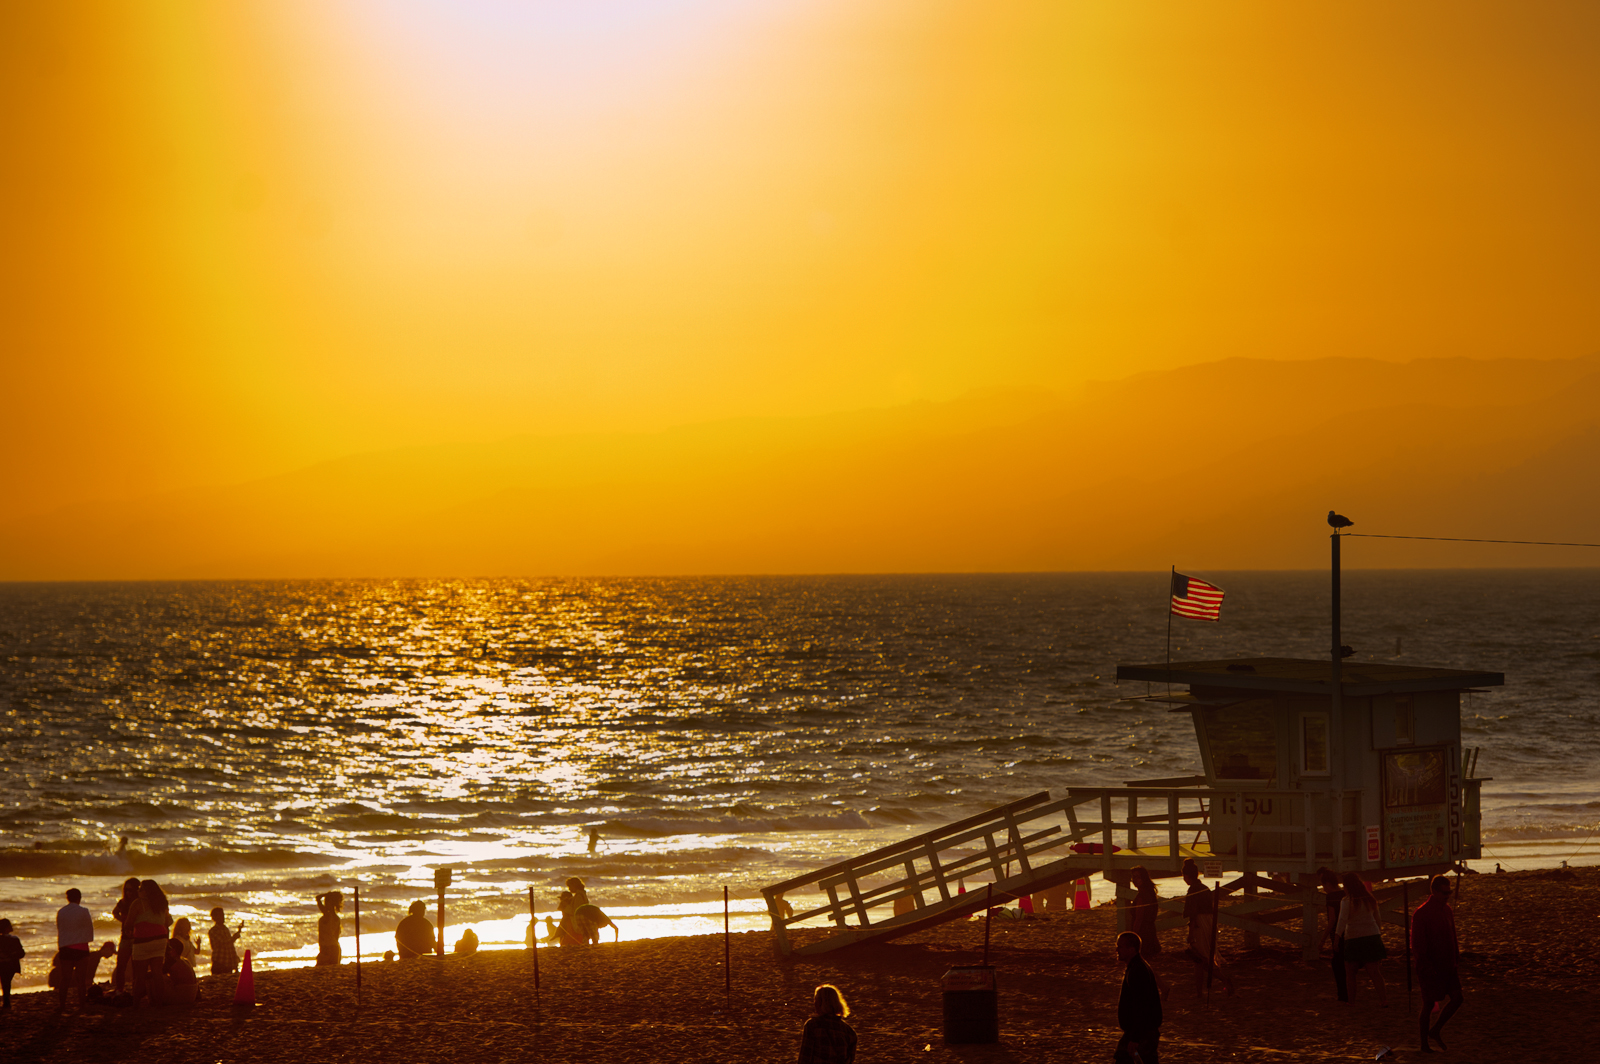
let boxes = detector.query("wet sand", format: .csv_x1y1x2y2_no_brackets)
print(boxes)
5,866,1596,1063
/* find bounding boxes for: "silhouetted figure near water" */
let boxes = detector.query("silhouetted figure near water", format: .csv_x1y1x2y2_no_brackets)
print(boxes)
0,919,23,1010
111,876,140,993
1115,931,1167,1064
208,907,242,976
797,983,856,1064
1414,875,1464,1052
55,887,96,1009
1127,866,1161,959
1180,860,1233,998
315,891,343,966
128,880,172,1007
454,928,479,954
1318,868,1348,1002
396,901,435,959
573,904,619,945
1337,873,1387,1006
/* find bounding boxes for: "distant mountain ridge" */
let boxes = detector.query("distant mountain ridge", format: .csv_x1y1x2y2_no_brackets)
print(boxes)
5,354,1598,577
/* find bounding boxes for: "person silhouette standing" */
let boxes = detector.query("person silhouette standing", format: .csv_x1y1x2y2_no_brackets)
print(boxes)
315,891,343,966
1115,931,1168,1064
1180,860,1233,997
1413,875,1464,1051
1336,873,1387,1007
1127,866,1162,959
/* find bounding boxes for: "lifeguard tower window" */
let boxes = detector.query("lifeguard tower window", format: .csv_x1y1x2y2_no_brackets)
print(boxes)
1300,712,1330,776
1394,696,1415,746
1202,701,1276,780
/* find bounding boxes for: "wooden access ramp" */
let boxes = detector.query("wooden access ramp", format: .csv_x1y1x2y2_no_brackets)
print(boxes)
760,786,1428,957
760,791,1145,956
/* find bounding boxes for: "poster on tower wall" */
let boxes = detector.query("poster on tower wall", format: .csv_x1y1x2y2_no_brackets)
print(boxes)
1382,747,1449,868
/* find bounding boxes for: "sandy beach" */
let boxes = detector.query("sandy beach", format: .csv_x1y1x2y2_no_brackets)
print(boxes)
5,866,1595,1063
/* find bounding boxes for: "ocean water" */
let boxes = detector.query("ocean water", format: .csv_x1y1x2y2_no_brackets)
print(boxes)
3,572,1597,987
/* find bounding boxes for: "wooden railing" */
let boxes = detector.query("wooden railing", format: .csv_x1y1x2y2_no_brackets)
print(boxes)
759,785,1430,956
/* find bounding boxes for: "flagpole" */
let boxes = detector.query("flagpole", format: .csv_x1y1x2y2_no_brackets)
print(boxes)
1166,566,1175,699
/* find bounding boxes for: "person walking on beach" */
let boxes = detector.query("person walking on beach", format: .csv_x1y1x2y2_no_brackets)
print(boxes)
128,880,172,1007
55,887,96,1009
208,907,242,976
1413,875,1463,1051
1127,866,1162,959
0,918,24,1010
797,983,856,1064
1336,873,1387,1006
315,891,343,966
1318,868,1348,1002
396,901,435,959
1115,931,1167,1064
1180,860,1233,998
111,876,140,994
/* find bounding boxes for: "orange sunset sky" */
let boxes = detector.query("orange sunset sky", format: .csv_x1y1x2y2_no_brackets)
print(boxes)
5,2,1600,577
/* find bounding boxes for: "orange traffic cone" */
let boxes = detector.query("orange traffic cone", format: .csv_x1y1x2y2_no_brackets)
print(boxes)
1073,877,1091,911
234,949,256,1006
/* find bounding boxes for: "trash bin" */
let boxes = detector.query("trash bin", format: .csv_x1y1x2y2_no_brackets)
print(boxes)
941,965,998,1044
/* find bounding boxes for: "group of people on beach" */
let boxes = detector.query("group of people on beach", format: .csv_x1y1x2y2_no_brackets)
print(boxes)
302,876,620,969
1116,860,1465,1061
2,879,245,1012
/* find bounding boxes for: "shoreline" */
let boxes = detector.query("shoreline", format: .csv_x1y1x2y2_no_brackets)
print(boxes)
5,864,1596,1063
6,836,1597,993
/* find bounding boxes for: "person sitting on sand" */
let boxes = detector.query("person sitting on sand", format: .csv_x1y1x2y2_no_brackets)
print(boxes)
208,907,242,976
454,928,479,954
49,942,116,999
1115,931,1168,1064
163,939,198,1006
1413,875,1463,1052
171,917,200,969
315,891,343,966
797,983,856,1064
1336,873,1387,1006
1180,859,1233,998
396,901,435,959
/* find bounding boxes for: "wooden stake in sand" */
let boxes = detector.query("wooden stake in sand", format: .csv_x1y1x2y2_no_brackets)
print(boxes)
1402,880,1412,1004
723,886,731,996
354,885,362,998
982,883,994,966
529,885,540,994
435,867,451,956
1206,880,1222,1003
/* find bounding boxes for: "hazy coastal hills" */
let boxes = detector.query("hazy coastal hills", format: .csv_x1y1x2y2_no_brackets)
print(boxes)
5,354,1599,578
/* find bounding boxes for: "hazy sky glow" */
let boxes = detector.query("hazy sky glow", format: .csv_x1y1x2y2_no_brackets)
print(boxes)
6,2,1600,565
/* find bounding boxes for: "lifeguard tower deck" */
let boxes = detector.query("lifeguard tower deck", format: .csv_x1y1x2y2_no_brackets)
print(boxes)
761,656,1499,958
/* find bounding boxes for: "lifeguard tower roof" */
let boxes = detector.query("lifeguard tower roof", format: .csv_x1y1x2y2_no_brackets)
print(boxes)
1116,656,1503,696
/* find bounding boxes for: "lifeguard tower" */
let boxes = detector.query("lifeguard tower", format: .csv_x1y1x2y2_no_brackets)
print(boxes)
760,530,1501,958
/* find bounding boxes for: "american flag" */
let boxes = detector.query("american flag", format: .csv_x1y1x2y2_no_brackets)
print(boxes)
1171,572,1225,620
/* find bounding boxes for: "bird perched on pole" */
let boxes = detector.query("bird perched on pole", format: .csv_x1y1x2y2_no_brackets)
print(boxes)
1327,510,1354,529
